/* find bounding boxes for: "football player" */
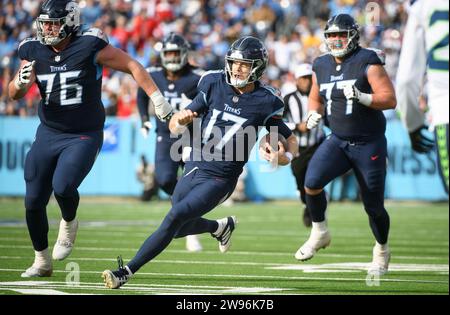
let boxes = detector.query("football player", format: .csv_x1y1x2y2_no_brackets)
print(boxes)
8,0,173,277
396,0,449,194
137,33,204,252
294,14,397,276
102,36,299,289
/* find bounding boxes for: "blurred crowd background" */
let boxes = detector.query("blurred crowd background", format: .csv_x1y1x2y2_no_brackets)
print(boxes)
0,0,408,118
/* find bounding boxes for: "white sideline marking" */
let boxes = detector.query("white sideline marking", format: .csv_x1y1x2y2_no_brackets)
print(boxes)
0,244,447,261
0,269,447,284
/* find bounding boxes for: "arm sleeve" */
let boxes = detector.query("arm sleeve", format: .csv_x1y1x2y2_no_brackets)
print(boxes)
137,87,150,122
395,3,427,132
264,98,293,139
186,91,209,115
265,117,293,139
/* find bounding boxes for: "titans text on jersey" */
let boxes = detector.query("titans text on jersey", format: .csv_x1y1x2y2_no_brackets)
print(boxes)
314,46,386,141
186,70,289,178
18,27,108,132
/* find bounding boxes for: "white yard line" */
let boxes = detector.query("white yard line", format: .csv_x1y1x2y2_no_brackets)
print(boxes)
0,255,448,273
0,268,447,284
0,280,290,295
0,244,447,261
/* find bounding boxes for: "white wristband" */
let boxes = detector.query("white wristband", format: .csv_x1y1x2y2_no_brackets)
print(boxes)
359,92,373,107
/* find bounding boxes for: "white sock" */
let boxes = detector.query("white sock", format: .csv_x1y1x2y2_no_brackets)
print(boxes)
213,218,226,236
375,241,389,252
34,248,51,267
312,221,328,233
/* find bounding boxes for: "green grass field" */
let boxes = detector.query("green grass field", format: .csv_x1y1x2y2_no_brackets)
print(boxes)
0,197,448,295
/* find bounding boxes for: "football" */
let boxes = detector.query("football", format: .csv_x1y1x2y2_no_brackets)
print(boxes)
259,132,288,153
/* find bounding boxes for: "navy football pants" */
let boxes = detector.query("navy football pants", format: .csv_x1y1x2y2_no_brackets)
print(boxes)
154,137,182,195
305,134,390,244
24,124,103,251
127,166,237,273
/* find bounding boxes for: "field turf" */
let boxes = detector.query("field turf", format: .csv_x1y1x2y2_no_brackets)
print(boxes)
0,197,448,295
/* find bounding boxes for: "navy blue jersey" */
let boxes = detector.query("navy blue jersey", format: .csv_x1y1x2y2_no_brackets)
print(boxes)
313,47,386,141
137,66,202,137
186,70,291,178
18,27,108,132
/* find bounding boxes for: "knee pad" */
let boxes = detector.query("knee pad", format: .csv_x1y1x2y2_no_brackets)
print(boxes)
305,176,323,190
52,181,77,197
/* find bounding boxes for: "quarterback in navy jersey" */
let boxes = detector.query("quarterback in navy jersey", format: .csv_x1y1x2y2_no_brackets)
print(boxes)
8,0,173,278
294,14,396,277
102,36,299,289
136,33,204,252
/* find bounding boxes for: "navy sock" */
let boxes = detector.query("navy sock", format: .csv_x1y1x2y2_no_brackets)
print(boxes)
305,191,327,222
55,191,79,222
26,208,49,251
174,218,218,238
368,209,390,244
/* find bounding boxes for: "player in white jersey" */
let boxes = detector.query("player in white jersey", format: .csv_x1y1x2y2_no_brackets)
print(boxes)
396,0,449,193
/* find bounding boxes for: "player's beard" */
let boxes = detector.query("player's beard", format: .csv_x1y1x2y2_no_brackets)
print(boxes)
230,73,250,88
326,39,349,57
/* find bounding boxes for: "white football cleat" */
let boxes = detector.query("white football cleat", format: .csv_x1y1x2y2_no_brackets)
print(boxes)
212,216,237,253
367,243,391,276
295,230,331,261
21,249,53,278
52,219,78,260
186,235,202,252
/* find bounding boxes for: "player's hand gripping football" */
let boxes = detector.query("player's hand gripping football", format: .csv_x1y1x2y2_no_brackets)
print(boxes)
14,60,35,90
260,140,291,166
306,111,322,129
177,109,198,126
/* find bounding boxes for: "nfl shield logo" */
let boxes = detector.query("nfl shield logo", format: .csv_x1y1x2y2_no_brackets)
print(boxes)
55,55,61,62
232,96,239,103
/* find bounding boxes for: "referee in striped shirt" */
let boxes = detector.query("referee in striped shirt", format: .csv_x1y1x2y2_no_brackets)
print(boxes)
283,64,325,227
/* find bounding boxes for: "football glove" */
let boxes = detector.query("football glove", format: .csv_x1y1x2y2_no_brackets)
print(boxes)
14,60,35,90
306,111,322,130
343,84,372,106
409,125,434,153
140,120,153,139
151,90,173,121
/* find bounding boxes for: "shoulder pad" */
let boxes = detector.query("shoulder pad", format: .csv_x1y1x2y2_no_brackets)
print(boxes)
261,84,283,100
367,47,386,64
81,27,109,43
18,37,39,50
192,68,205,76
198,70,223,86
